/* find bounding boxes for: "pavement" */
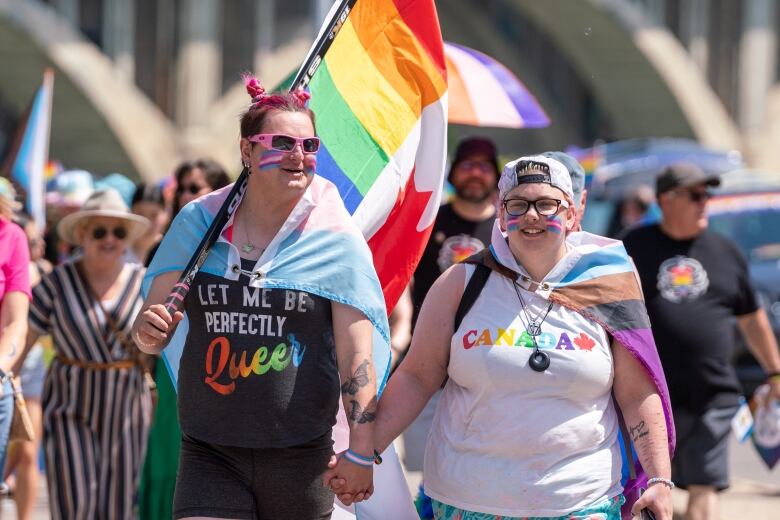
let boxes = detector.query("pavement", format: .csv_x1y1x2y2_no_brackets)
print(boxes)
1,436,778,519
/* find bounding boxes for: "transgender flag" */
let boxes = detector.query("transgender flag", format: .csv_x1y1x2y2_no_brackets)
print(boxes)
5,70,54,229
303,0,448,313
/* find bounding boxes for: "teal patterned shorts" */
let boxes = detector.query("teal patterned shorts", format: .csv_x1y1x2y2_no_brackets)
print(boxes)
430,494,625,520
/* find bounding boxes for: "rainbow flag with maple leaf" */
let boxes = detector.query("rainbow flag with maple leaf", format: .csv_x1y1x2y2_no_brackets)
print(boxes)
303,0,448,313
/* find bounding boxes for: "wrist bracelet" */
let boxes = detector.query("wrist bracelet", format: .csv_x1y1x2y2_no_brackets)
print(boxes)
373,449,383,465
646,477,675,490
766,372,780,382
343,449,374,467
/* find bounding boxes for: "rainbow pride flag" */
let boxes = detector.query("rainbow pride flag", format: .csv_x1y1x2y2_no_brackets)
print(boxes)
566,145,602,190
303,0,448,313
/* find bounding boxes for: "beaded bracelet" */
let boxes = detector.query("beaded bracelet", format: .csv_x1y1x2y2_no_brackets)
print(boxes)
646,477,675,490
343,449,374,467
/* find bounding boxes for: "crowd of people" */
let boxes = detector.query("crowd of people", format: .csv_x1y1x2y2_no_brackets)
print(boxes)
0,159,231,519
0,75,776,520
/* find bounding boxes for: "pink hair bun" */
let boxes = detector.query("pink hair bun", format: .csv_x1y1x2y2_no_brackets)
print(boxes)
240,72,311,109
292,90,311,104
241,72,266,103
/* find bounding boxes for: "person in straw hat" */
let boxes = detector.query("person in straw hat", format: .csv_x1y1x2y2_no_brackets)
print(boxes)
0,178,31,499
19,189,152,519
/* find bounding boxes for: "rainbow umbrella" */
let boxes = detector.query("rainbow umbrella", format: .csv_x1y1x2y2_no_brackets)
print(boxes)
444,42,549,128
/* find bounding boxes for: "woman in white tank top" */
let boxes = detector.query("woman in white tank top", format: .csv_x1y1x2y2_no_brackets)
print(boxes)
330,154,675,520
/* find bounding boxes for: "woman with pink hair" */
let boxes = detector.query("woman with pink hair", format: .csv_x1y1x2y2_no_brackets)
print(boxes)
133,75,385,519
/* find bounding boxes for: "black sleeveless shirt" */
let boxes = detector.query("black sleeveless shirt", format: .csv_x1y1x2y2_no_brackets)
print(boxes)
178,258,339,448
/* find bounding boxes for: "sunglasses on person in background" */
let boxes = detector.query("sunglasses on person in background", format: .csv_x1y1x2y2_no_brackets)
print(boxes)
672,189,712,203
503,198,569,217
457,160,494,173
176,184,207,195
248,134,320,153
91,226,127,240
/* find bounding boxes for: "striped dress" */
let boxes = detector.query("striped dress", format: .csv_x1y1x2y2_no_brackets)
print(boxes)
29,261,152,520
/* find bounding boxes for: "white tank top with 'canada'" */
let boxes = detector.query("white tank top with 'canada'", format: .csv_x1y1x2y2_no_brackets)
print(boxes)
422,260,623,517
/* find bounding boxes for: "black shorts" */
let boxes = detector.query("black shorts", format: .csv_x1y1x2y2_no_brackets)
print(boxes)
173,431,335,519
671,404,739,491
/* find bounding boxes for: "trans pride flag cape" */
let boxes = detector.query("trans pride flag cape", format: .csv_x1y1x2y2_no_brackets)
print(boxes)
304,0,448,313
483,224,675,520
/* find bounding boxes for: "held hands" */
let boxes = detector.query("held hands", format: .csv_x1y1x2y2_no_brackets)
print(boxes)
322,451,374,506
632,482,673,520
132,304,183,354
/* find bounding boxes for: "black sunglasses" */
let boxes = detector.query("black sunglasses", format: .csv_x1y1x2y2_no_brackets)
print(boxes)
688,191,712,203
92,226,128,240
176,184,206,195
671,189,712,203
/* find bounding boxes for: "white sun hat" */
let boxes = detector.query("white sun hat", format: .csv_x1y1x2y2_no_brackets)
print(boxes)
58,189,150,245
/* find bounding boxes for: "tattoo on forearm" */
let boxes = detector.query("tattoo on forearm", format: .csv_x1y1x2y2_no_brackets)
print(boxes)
630,420,649,443
341,359,371,395
347,398,377,424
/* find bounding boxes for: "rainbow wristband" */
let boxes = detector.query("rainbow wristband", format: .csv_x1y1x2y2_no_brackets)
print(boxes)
343,449,374,467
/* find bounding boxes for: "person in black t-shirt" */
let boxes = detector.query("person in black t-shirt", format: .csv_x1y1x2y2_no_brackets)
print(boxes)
622,162,780,520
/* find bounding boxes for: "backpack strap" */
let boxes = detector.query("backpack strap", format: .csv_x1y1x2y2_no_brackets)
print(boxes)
454,248,519,332
453,263,491,332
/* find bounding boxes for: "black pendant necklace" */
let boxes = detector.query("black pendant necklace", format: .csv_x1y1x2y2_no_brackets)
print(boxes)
512,281,553,372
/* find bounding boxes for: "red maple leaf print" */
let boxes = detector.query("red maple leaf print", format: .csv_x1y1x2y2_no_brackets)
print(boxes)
574,332,596,351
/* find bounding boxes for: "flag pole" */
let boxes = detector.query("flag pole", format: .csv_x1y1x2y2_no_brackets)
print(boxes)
162,0,357,314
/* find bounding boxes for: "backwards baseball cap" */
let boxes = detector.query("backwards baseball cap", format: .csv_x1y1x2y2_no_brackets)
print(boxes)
656,162,720,195
448,136,499,183
541,151,586,208
499,154,574,201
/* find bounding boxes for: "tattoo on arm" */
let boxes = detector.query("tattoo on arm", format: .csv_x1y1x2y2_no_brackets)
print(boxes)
341,359,371,395
629,420,649,443
347,398,377,424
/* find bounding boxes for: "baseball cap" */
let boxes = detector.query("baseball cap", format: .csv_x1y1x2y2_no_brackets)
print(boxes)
656,162,721,196
448,137,499,183
499,154,574,201
541,151,586,208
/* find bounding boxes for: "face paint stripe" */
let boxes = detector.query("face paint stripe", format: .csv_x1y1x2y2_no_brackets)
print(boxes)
545,215,563,234
506,215,520,231
305,155,318,174
258,149,288,171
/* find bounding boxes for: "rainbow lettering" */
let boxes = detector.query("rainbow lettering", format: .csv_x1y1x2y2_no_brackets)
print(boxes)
462,327,596,351
203,334,307,395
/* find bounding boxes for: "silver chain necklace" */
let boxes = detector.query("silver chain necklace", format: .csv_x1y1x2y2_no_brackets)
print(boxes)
512,281,554,372
512,281,553,337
